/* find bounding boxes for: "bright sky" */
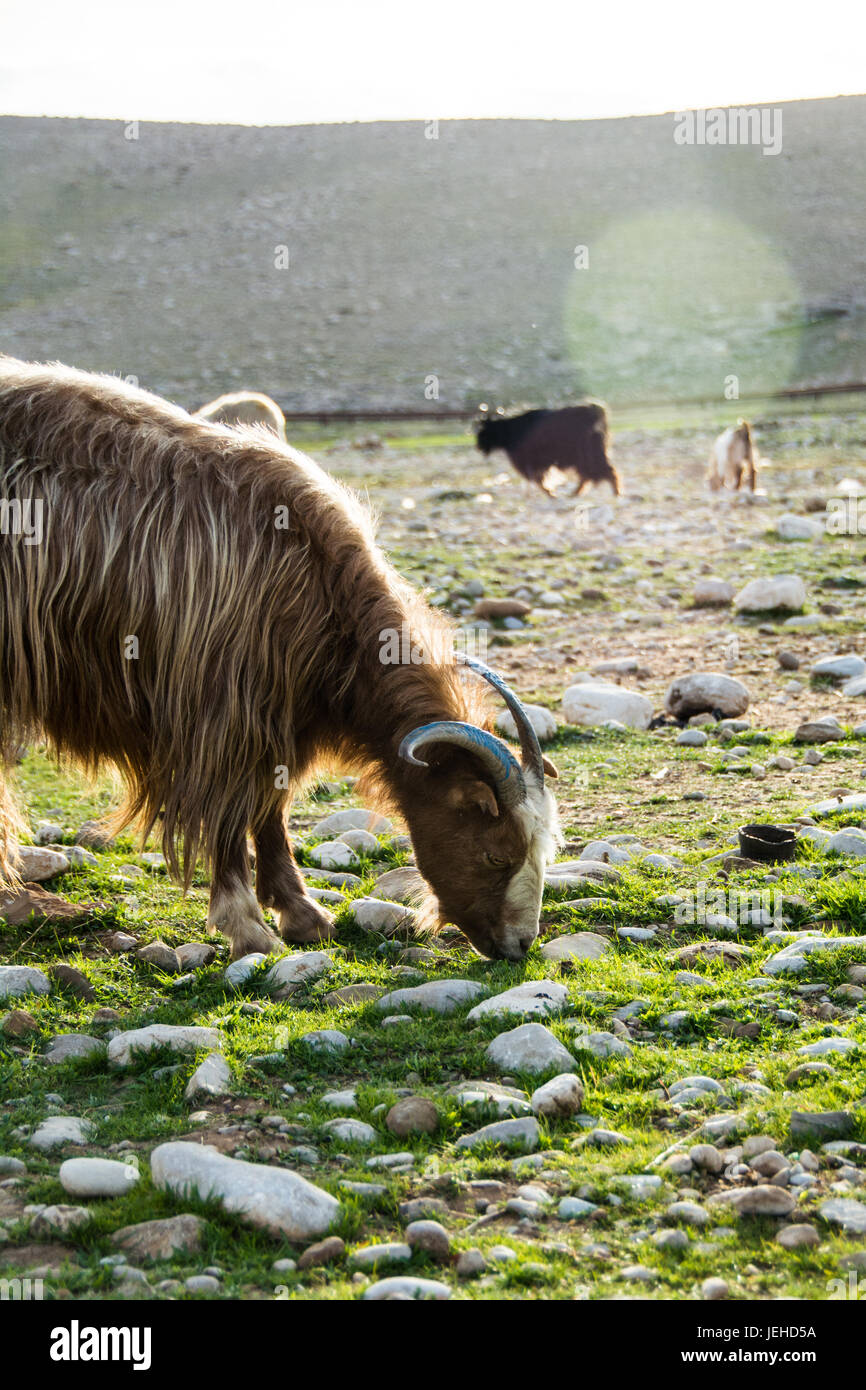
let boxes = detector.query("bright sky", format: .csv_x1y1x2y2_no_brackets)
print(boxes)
1,0,863,124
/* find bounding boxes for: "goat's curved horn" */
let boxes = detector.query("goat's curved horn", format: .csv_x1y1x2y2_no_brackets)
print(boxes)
458,653,546,785
398,720,527,808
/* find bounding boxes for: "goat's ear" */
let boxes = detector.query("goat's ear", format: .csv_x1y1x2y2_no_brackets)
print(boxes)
542,755,560,779
446,779,500,817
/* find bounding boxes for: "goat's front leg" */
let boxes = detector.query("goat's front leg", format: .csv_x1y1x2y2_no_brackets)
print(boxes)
208,831,283,959
0,756,24,891
254,814,336,944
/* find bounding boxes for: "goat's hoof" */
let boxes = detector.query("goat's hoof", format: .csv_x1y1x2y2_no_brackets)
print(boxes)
278,898,337,944
228,918,283,960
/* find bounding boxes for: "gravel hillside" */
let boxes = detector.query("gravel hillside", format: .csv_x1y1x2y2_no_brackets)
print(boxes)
1,98,864,411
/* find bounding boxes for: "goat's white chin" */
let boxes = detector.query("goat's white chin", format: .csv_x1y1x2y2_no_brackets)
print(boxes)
491,922,539,960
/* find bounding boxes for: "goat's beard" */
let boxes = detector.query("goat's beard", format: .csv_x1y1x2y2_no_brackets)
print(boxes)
410,885,444,938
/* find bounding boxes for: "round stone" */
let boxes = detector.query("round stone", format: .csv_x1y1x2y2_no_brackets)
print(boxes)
386,1097,438,1137
59,1157,140,1198
406,1220,451,1261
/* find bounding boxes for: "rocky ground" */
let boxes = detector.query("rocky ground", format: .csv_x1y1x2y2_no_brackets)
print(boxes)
1,403,865,1301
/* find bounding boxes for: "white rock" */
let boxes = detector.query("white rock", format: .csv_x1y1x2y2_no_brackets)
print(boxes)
539,932,610,963
150,1141,340,1239
456,1090,532,1118
783,614,824,629
615,1174,663,1199
322,1118,376,1145
314,809,393,835
678,729,708,746
375,980,487,1015
807,793,866,818
59,1157,140,1198
574,1030,633,1059
349,898,417,935
559,1197,598,1220
309,840,358,869
530,1073,585,1117
798,1037,858,1056
455,1117,539,1151
734,574,806,612
0,965,51,1000
642,852,683,869
301,1029,350,1053
362,1275,451,1300
339,828,381,854
43,1033,106,1064
764,937,866,977
843,676,866,697
545,862,622,886
307,887,344,905
34,820,65,845
223,953,268,987
185,1053,232,1101
265,951,334,989
826,828,866,856
693,578,735,606
29,1204,91,1235
321,1088,358,1111
496,704,558,743
664,672,749,719
486,1022,576,1075
29,1116,96,1150
797,826,833,847
776,514,824,541
13,846,70,881
712,1186,796,1217
561,682,653,730
466,980,569,1021
669,1075,724,1097
107,1024,224,1068
811,654,866,681
579,839,632,864
819,1198,866,1234
349,1241,412,1268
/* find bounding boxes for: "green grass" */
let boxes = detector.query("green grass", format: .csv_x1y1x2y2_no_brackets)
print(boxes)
2,406,866,1300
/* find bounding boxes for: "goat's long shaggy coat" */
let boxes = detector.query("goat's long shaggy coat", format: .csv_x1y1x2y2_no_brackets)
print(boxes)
0,357,467,889
0,357,561,962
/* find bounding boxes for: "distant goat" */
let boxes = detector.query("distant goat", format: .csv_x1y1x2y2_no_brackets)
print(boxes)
707,420,757,492
195,391,287,440
475,403,621,497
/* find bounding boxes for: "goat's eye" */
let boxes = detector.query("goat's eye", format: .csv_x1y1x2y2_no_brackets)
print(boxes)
485,852,509,869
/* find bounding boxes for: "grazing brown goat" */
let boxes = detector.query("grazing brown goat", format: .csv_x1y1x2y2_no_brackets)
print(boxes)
475,403,621,497
707,420,757,492
194,390,287,440
0,357,560,961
